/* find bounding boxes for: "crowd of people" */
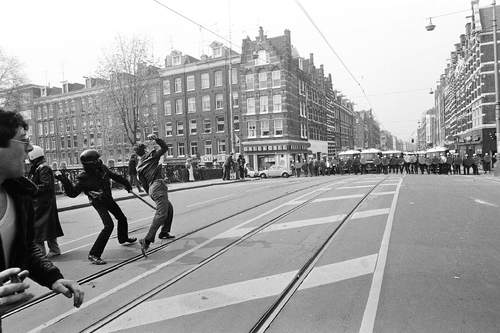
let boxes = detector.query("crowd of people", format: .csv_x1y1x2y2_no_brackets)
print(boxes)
290,152,497,176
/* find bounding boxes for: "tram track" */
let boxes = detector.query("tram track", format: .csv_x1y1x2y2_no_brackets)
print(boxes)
77,176,387,332
3,177,350,320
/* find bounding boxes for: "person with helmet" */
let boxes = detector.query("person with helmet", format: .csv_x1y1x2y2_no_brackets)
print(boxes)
28,145,64,258
135,134,175,258
55,149,136,265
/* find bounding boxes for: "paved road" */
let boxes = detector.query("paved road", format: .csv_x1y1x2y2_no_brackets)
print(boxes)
4,174,500,332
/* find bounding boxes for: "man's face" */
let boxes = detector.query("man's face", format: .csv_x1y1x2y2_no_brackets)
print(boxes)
0,127,33,180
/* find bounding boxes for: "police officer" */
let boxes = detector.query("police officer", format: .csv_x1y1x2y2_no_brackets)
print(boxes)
56,149,136,265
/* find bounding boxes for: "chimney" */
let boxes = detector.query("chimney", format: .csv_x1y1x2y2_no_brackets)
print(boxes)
258,26,264,41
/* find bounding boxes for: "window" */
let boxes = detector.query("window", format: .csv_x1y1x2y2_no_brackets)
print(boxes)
190,142,198,156
248,121,256,138
67,135,72,148
174,78,182,93
163,80,170,95
204,119,211,133
215,71,222,87
188,97,196,113
204,140,212,155
37,123,43,135
149,88,158,104
164,100,172,115
44,122,49,135
177,121,184,135
231,68,238,84
202,95,210,111
259,72,267,89
190,119,197,135
261,119,269,137
165,122,173,136
201,73,209,89
246,74,254,90
215,94,223,109
273,94,282,112
232,92,239,107
166,144,173,157
49,121,54,134
246,98,255,114
298,58,304,70
233,115,240,131
299,101,305,117
218,139,226,153
274,119,283,136
178,142,185,156
172,55,181,66
73,135,78,147
83,134,88,147
51,138,56,150
175,99,183,114
187,75,195,91
216,116,225,132
90,133,95,146
256,50,269,65
272,70,281,87
260,96,268,114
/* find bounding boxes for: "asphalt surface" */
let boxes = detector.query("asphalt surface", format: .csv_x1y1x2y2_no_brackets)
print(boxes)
4,174,500,332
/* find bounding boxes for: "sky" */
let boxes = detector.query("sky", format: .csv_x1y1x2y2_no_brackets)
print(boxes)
2,0,482,139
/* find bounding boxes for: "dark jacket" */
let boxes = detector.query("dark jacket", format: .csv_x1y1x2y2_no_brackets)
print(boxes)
2,178,63,288
28,163,63,242
128,155,139,176
58,165,131,202
136,138,168,193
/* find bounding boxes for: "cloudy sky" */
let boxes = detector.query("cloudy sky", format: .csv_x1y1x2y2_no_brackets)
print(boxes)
2,0,481,139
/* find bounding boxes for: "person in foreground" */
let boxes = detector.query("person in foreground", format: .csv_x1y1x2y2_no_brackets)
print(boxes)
0,109,83,321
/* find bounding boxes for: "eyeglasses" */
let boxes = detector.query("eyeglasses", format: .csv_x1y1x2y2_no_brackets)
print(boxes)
10,138,31,147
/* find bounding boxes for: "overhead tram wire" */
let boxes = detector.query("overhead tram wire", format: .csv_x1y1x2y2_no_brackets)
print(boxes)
151,0,241,50
294,0,372,110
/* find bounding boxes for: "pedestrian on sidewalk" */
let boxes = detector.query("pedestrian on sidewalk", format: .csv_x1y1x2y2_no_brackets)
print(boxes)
128,153,143,192
27,145,63,258
0,110,83,318
56,149,136,265
135,134,175,258
237,154,246,180
223,153,234,180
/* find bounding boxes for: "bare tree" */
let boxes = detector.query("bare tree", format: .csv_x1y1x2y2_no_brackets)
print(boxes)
0,48,26,110
97,36,159,146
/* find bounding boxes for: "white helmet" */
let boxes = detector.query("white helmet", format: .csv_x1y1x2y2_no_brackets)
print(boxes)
28,145,44,161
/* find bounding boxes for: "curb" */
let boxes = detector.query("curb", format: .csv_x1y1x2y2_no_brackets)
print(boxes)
57,178,258,212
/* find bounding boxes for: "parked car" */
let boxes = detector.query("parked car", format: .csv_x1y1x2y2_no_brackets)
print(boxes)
245,165,259,178
259,165,291,178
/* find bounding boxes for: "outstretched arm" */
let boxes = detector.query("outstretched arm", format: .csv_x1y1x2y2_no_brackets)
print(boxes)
54,172,82,198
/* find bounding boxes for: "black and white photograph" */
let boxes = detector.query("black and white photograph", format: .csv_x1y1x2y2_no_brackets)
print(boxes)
1,0,500,331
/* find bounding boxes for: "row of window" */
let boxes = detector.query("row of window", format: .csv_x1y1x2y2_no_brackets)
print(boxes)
165,140,226,157
247,119,283,138
246,95,282,114
163,69,238,94
245,71,281,90
164,92,239,115
164,116,240,136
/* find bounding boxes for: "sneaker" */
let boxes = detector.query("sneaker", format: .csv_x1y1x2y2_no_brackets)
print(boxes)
88,255,106,265
139,238,149,258
158,232,175,240
119,237,137,245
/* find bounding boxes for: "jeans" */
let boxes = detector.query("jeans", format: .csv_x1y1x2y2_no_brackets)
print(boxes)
145,180,174,243
35,239,61,256
89,199,129,257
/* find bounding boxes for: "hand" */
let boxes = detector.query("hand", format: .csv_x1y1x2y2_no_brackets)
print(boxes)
0,268,34,313
147,134,158,141
51,279,84,308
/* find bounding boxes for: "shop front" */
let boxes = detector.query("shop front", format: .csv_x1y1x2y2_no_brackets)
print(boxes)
456,127,496,156
242,140,310,171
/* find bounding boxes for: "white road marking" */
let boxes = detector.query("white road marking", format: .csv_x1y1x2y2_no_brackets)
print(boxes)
28,186,331,333
351,208,390,220
186,195,232,208
359,178,403,333
216,214,346,239
379,183,398,186
338,185,373,189
100,254,378,332
370,191,395,196
313,194,364,202
473,198,499,207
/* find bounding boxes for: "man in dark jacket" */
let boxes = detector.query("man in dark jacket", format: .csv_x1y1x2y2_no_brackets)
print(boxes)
28,145,64,258
135,134,175,258
0,110,83,319
56,149,136,265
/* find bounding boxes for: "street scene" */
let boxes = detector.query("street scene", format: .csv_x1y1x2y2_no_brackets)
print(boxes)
1,0,500,332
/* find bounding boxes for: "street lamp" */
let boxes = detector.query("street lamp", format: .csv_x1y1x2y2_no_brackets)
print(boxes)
426,18,436,31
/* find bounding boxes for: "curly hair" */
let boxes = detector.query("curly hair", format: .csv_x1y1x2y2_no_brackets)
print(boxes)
0,109,28,148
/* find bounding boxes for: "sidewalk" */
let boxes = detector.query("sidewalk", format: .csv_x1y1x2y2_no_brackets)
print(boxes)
56,177,258,212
